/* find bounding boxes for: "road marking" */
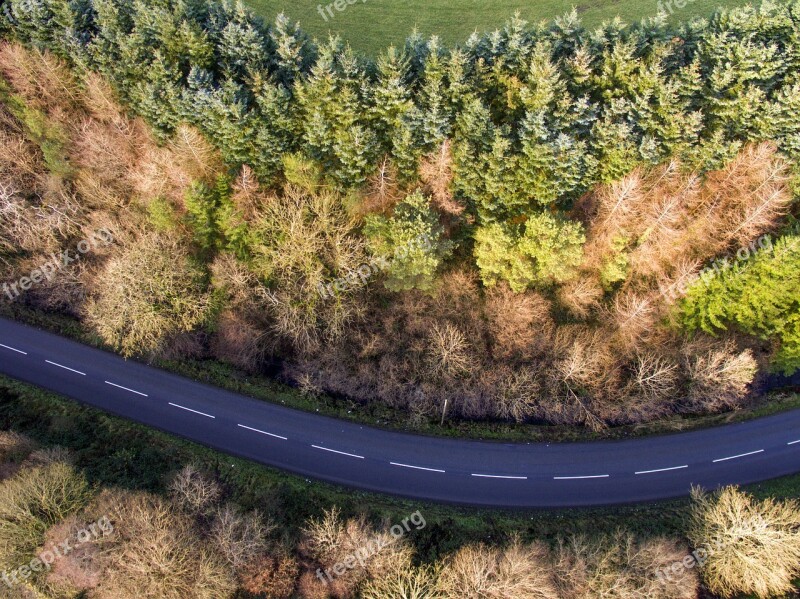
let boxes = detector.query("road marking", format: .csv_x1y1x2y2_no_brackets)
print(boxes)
45,360,85,376
390,462,445,473
713,449,764,463
237,424,287,440
788,440,800,445
104,381,148,397
311,445,364,459
471,473,528,480
0,343,27,355
168,403,215,419
635,465,688,475
554,474,610,480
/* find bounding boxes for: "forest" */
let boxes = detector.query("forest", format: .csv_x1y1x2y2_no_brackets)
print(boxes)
0,0,799,434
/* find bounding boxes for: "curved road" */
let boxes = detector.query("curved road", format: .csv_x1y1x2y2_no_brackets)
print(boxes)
0,317,799,508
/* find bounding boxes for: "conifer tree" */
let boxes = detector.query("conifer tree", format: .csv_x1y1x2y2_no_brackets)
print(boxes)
681,233,800,373
364,191,454,292
474,212,585,292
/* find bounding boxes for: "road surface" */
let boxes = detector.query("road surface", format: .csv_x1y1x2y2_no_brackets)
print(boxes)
0,317,798,508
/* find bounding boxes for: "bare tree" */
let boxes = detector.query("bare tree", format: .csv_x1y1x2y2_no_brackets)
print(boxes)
169,465,222,515
420,140,462,215
210,504,274,571
426,322,471,378
436,539,558,599
689,486,800,598
553,532,697,599
683,342,756,412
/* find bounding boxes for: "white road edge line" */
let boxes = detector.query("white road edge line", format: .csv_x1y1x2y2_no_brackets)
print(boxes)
311,445,364,459
237,424,288,440
168,402,215,419
0,343,27,355
471,474,528,480
635,465,688,475
390,462,445,473
45,360,85,376
788,440,800,445
554,475,610,480
104,381,148,397
713,449,764,463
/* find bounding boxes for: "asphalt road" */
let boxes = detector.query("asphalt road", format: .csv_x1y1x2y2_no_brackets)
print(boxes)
0,317,798,508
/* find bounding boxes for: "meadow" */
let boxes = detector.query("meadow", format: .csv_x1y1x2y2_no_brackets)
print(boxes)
245,0,753,55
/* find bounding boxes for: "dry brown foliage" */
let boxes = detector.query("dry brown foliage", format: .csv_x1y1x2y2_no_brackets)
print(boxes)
43,513,104,594
240,551,299,598
301,508,415,597
420,140,462,215
491,366,541,423
485,285,553,360
425,322,472,378
297,570,331,599
557,275,604,319
210,504,274,571
360,157,404,216
577,143,791,305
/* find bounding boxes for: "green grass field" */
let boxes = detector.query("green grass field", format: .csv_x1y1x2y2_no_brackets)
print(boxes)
246,0,754,56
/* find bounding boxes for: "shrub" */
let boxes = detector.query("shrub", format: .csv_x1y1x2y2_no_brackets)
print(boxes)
86,233,213,358
360,563,441,599
436,539,558,598
95,490,235,599
0,462,90,573
168,464,222,515
689,486,800,598
553,532,698,599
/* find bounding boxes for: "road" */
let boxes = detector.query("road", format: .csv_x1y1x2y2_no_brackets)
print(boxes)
0,316,798,508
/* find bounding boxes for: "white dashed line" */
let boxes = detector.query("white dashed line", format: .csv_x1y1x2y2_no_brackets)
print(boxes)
104,381,148,397
168,403,215,419
713,449,764,463
311,445,364,459
390,462,445,473
0,343,26,355
237,424,288,440
635,465,688,475
471,473,528,480
788,440,800,445
554,474,610,480
45,360,85,376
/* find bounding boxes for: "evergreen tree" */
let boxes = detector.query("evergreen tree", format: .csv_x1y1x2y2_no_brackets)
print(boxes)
364,192,454,292
681,233,800,374
269,12,314,87
296,39,378,187
474,212,585,292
